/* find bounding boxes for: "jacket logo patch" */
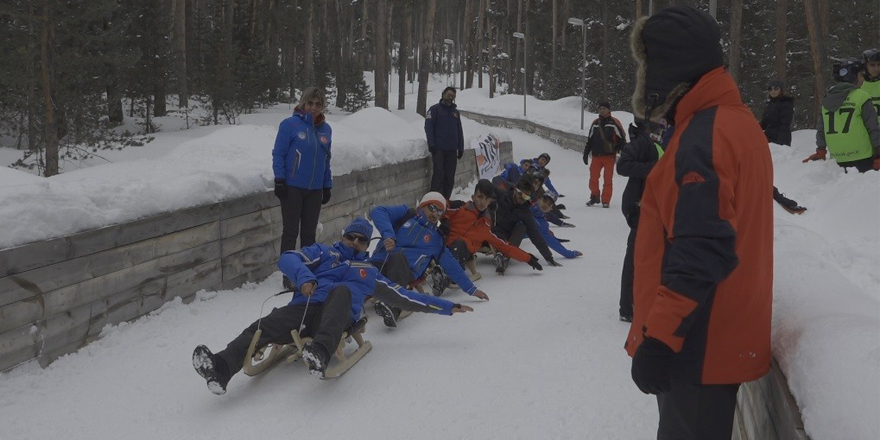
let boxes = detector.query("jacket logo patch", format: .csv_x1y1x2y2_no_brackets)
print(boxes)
359,268,367,279
681,171,706,185
426,111,432,119
402,220,413,229
319,135,329,145
297,132,307,140
453,112,459,118
423,234,431,243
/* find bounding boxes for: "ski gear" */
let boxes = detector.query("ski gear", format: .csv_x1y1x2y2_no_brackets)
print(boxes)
193,345,231,395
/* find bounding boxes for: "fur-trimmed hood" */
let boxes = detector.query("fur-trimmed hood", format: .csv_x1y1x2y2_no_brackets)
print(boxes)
630,6,724,123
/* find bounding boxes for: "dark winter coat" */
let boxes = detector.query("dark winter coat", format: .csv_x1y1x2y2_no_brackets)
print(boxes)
760,96,794,146
425,100,465,152
489,186,554,262
616,130,664,228
272,109,333,190
585,115,626,157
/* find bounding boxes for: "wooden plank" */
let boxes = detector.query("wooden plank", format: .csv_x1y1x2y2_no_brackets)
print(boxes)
0,221,220,308
221,264,278,291
0,323,38,361
221,241,278,283
222,222,283,258
0,345,39,372
220,206,281,239
0,201,220,276
165,260,223,300
219,191,278,220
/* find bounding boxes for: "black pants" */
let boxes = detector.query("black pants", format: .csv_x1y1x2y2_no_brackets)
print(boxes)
656,381,740,440
279,186,323,253
839,157,875,173
430,149,458,199
494,222,527,247
217,286,353,376
370,251,415,288
448,239,472,267
620,224,637,318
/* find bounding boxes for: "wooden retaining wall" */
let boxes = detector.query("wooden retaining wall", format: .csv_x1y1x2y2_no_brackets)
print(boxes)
460,108,812,440
0,143,512,372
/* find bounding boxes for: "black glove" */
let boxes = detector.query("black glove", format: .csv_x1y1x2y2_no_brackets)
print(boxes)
582,152,589,166
321,188,331,205
557,194,565,198
438,219,450,236
527,254,543,271
457,149,463,159
556,203,566,211
274,178,287,200
631,337,675,395
546,258,562,267
429,147,437,155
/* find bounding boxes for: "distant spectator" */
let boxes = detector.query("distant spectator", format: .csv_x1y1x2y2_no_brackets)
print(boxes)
583,102,626,208
804,58,880,172
425,87,465,199
272,87,333,288
760,79,794,146
860,48,880,124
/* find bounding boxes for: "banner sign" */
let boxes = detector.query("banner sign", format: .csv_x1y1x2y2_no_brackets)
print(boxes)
472,132,502,180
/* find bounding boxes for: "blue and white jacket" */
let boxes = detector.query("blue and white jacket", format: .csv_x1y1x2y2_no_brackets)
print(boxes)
528,205,579,259
272,109,333,190
369,205,478,295
279,241,456,322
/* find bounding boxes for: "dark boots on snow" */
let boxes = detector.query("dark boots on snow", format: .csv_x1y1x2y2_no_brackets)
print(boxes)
192,345,231,395
430,266,451,296
494,253,510,275
374,301,400,328
301,342,330,378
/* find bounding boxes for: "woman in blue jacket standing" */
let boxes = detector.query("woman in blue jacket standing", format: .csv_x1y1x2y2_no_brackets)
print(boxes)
272,87,333,287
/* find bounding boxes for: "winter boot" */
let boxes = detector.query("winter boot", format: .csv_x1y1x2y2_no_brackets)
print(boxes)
494,253,506,275
374,301,400,328
586,197,600,207
301,342,330,378
431,266,451,296
602,203,610,209
192,345,231,395
282,275,294,290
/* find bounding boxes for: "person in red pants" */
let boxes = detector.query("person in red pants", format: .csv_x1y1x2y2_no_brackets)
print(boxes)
583,102,626,208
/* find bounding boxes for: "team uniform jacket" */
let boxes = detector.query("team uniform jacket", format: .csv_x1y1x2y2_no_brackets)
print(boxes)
624,67,774,385
279,241,456,323
498,163,527,188
425,100,465,152
443,201,531,263
272,109,333,190
369,205,478,295
585,115,627,157
528,205,579,259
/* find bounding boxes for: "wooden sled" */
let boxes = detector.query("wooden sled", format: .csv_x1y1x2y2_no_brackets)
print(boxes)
242,317,372,379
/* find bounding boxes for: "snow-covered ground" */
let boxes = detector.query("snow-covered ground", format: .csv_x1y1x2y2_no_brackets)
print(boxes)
0,74,877,440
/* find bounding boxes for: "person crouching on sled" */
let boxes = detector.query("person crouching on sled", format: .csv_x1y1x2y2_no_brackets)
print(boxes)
369,192,489,327
192,218,473,394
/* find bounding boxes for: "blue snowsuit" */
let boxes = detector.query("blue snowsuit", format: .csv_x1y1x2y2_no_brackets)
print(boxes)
272,110,333,190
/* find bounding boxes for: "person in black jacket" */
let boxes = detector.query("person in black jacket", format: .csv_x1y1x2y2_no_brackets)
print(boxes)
425,87,465,199
583,102,627,207
490,177,561,274
760,79,794,146
616,121,666,323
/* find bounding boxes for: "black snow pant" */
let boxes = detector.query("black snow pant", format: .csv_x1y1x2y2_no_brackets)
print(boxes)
430,149,458,199
370,251,416,288
216,286,353,377
656,381,740,440
839,157,875,173
448,239,472,268
493,222,527,248
279,186,323,253
619,223,637,319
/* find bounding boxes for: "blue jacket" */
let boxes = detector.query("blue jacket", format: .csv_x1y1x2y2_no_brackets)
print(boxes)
279,241,456,322
272,109,333,190
499,163,526,187
425,100,465,152
369,205,478,295
528,205,579,259
528,158,559,195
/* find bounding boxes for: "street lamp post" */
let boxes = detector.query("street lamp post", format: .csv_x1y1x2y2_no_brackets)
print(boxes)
444,39,455,87
568,18,587,130
513,32,526,117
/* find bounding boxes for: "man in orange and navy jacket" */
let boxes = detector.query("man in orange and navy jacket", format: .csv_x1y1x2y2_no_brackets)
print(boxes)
441,179,543,272
583,102,626,207
625,6,774,440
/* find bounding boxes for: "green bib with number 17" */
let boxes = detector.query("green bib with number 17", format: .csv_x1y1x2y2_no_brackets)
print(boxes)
822,88,874,162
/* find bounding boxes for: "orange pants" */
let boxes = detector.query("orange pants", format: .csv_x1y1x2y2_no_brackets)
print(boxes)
589,154,616,204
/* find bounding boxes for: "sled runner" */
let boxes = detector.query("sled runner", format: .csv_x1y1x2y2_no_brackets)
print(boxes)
242,316,372,379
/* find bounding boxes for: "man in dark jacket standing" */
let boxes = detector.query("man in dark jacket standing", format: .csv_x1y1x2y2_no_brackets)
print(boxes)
625,7,774,440
584,102,626,208
425,87,465,199
760,79,795,146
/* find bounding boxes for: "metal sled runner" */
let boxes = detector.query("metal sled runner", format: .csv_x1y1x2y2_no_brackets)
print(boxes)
241,317,372,379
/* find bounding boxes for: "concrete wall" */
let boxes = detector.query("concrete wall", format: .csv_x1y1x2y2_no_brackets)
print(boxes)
459,108,811,440
0,143,512,372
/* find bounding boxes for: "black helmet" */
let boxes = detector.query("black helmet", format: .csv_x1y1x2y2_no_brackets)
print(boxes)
832,58,863,84
864,48,880,63
538,153,551,164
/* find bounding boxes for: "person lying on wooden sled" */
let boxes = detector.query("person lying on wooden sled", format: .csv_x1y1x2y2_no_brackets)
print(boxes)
192,217,473,394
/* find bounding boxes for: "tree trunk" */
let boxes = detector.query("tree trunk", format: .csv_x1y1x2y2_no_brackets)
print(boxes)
461,0,472,89
728,0,743,82
514,0,523,95
304,0,315,85
601,1,608,99
398,0,410,110
774,0,788,83
488,14,495,98
174,0,188,107
475,0,485,88
416,0,436,116
374,0,388,108
636,0,644,18
804,0,828,122
359,0,369,70
551,0,557,71
40,0,58,177
335,0,347,108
